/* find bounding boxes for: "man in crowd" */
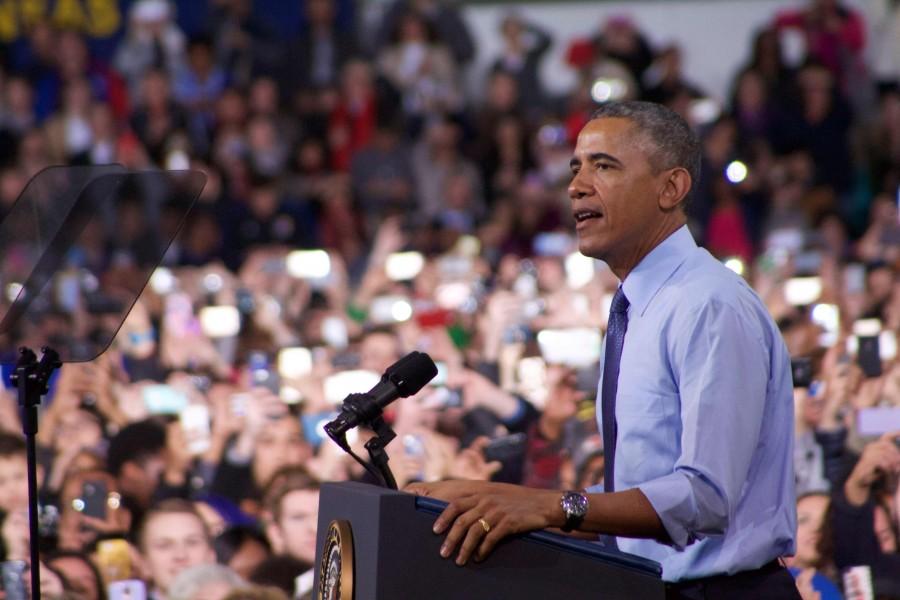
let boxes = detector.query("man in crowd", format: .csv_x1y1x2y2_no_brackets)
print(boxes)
138,498,217,600
261,466,320,568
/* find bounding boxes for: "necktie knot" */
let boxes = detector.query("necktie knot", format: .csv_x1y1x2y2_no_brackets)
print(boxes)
610,287,630,315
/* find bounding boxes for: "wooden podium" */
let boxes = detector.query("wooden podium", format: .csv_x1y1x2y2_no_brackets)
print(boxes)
314,482,665,599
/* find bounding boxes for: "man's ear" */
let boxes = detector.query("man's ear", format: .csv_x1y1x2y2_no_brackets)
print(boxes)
266,521,285,554
658,168,692,212
263,514,285,554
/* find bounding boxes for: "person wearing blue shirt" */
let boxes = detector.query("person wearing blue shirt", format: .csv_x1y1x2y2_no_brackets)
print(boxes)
409,101,800,598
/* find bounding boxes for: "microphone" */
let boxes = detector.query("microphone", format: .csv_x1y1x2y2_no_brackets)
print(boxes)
324,351,437,441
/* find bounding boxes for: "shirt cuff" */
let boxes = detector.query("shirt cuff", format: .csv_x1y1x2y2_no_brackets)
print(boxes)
638,473,702,551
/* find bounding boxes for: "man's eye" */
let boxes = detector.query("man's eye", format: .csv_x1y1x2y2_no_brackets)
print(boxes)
595,163,613,170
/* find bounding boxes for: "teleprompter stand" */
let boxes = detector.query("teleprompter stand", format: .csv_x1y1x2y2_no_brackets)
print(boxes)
10,347,60,597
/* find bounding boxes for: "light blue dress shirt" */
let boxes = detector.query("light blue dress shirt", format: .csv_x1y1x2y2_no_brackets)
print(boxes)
588,225,797,582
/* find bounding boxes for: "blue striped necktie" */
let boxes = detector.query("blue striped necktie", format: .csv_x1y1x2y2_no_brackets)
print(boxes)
602,286,629,494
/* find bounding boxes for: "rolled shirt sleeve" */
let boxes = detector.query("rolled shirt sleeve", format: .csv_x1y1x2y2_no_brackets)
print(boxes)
637,299,769,550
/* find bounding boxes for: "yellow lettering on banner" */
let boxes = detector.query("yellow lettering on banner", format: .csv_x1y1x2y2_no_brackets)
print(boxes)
87,0,119,37
52,0,87,30
0,0,18,42
20,0,47,28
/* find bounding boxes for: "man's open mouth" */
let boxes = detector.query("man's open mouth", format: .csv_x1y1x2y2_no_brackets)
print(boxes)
574,209,603,223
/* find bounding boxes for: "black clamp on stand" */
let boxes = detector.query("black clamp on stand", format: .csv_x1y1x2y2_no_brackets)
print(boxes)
324,393,399,490
10,346,61,599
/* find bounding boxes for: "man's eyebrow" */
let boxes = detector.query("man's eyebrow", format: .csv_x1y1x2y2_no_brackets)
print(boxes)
569,152,624,169
587,152,623,166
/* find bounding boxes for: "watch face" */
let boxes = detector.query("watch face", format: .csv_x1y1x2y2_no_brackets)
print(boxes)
562,492,588,517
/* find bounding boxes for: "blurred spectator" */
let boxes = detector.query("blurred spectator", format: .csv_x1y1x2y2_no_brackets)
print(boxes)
138,499,218,600
0,76,36,138
281,0,359,97
167,562,245,600
45,550,105,600
565,25,638,104
261,466,320,568
173,35,227,140
490,13,552,112
785,492,842,599
831,431,900,595
57,469,131,553
221,176,319,267
113,0,187,95
377,10,463,126
43,78,96,164
213,525,271,579
597,16,654,91
129,69,189,166
412,115,484,222
729,67,778,146
210,0,281,88
862,89,900,197
327,60,379,171
375,0,475,66
565,16,653,102
772,61,854,196
210,391,312,510
248,553,308,597
0,432,28,514
774,0,866,93
642,44,703,109
33,30,128,122
350,119,416,231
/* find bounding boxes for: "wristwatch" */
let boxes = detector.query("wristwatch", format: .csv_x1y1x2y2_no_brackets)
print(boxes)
560,491,589,532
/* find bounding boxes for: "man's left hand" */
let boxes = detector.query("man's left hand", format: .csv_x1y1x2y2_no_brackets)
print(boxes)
405,480,560,566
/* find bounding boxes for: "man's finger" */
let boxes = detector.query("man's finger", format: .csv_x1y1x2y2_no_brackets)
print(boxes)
434,493,478,534
438,500,479,554
455,519,488,566
405,482,432,496
475,514,507,562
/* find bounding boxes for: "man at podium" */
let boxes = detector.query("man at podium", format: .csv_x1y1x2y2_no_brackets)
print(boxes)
409,101,800,599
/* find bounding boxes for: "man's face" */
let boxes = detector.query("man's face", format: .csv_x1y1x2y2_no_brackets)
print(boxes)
277,489,319,564
253,417,310,487
0,455,28,512
567,118,670,270
141,512,215,593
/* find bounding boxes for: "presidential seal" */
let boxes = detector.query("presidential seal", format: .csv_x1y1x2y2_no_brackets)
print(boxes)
318,520,354,600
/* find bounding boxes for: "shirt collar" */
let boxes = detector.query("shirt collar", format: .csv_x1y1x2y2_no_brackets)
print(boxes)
621,225,696,317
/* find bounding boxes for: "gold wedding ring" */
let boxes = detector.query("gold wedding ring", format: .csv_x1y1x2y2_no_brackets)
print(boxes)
478,518,491,533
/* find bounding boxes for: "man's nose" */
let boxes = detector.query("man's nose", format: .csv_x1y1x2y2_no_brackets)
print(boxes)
172,544,189,562
568,172,590,200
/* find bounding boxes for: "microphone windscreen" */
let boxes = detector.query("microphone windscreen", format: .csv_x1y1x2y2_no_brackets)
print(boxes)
384,351,437,397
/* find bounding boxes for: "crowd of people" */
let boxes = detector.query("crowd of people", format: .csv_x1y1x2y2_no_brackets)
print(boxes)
0,0,897,598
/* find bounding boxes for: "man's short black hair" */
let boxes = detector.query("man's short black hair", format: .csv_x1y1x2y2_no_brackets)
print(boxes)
589,101,702,204
106,418,167,477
